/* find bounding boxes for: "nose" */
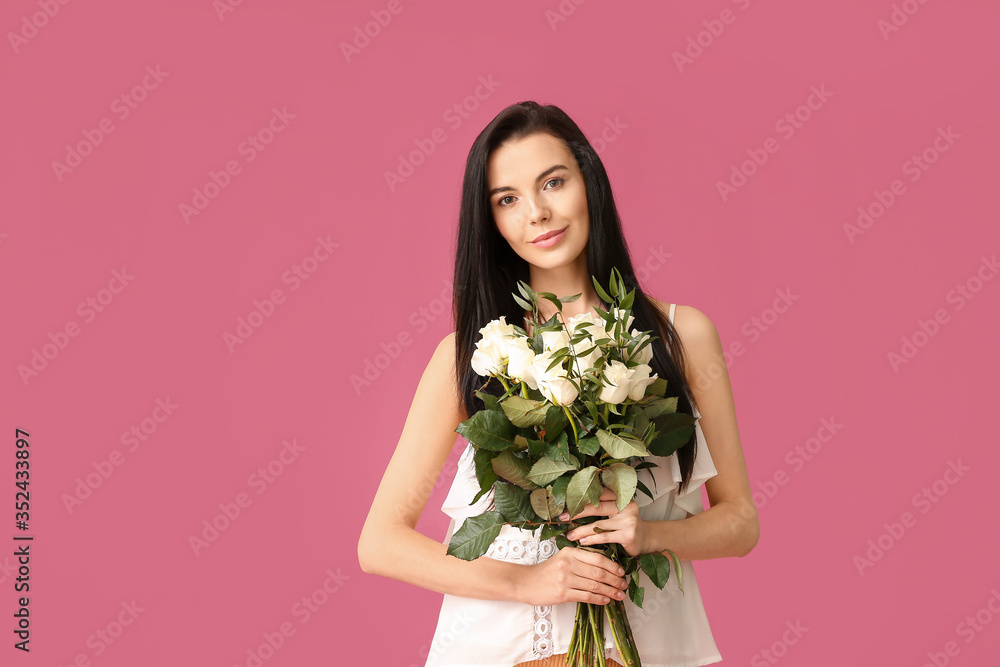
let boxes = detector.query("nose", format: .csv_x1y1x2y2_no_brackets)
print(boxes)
524,196,550,225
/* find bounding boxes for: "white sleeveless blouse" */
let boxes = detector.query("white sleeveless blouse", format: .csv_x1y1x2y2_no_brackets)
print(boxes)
424,303,723,667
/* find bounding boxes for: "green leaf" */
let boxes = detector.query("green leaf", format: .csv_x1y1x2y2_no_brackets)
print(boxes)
491,450,540,490
635,479,653,503
596,429,649,459
644,377,668,398
525,436,548,457
500,395,550,428
513,293,534,311
495,482,538,523
536,292,562,311
565,466,602,518
544,431,573,464
474,389,501,412
648,412,696,457
527,455,579,487
544,405,568,443
456,410,517,452
447,512,504,560
561,292,582,304
471,447,499,503
664,548,683,594
620,288,635,311
576,435,600,456
517,280,534,301
555,533,574,550
540,521,570,541
550,475,571,509
600,463,638,513
628,574,645,608
592,275,613,303
640,552,671,589
530,486,563,520
643,396,678,419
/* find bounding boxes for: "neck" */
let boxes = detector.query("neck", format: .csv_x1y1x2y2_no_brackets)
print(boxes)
525,256,605,322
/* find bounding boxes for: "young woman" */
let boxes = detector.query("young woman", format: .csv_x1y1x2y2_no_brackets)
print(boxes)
358,101,759,666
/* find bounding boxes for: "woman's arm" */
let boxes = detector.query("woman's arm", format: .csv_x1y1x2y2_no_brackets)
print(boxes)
357,332,529,602
641,302,760,560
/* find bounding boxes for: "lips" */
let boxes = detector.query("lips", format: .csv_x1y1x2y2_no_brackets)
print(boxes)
531,227,568,243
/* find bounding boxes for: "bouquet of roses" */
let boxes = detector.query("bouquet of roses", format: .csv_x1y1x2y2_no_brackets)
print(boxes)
446,268,697,667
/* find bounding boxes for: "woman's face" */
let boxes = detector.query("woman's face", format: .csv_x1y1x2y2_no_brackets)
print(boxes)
486,132,590,271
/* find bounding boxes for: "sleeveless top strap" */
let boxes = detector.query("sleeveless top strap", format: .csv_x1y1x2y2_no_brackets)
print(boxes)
668,302,677,325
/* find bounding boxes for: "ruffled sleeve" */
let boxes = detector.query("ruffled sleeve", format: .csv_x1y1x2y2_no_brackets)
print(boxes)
634,402,718,520
439,441,494,543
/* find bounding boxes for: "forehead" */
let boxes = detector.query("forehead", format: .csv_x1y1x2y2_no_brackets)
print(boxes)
487,132,574,183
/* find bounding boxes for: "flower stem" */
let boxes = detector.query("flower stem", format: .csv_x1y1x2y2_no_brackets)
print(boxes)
562,405,580,444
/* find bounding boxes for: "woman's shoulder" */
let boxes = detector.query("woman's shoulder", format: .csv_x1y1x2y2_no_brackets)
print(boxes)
648,297,720,350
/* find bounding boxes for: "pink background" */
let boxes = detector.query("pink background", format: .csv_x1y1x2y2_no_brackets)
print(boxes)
2,0,998,665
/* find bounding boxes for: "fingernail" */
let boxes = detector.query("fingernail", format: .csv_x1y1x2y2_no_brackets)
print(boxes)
559,513,569,520
618,568,624,575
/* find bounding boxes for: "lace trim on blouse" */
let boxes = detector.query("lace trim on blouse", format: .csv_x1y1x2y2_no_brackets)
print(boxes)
485,537,558,658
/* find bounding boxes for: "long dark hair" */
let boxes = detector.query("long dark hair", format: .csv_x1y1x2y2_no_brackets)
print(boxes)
452,100,700,494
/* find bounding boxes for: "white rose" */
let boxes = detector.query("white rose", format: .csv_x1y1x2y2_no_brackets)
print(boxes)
572,345,603,377
530,350,579,406
611,307,635,333
471,316,518,377
479,316,517,352
506,337,536,383
566,312,609,342
471,342,504,377
540,328,570,352
628,363,658,401
599,360,633,404
627,329,654,365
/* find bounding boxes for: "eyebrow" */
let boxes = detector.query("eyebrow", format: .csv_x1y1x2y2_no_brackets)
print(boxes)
488,164,568,198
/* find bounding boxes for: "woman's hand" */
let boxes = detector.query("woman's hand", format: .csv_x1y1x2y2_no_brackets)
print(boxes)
559,485,650,558
516,545,629,607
